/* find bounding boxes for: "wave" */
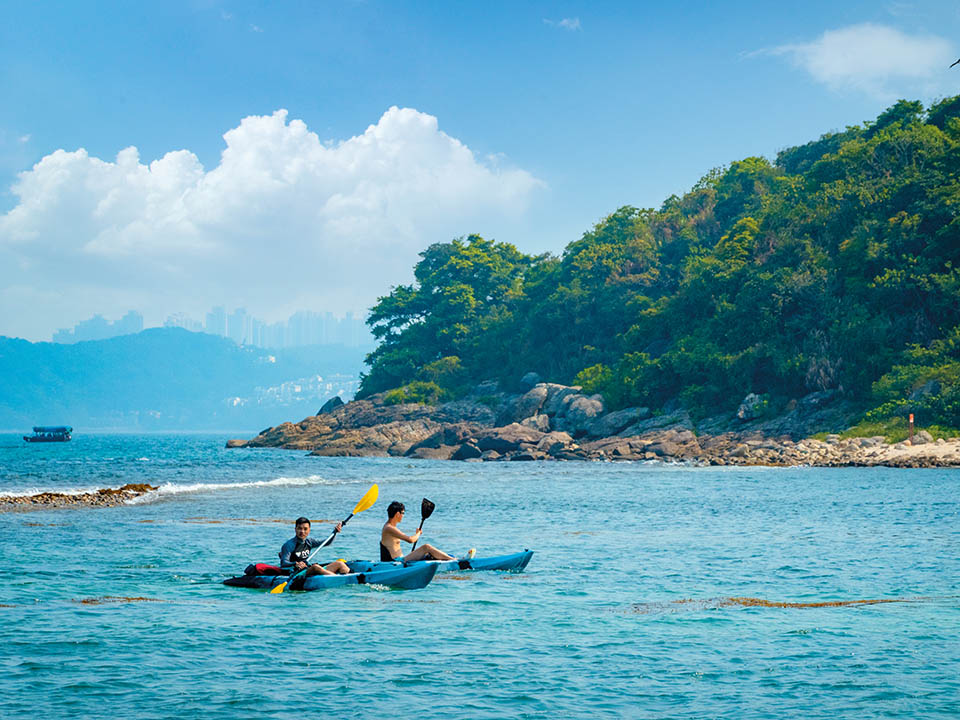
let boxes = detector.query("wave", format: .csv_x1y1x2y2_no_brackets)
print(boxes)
125,474,334,504
0,474,334,502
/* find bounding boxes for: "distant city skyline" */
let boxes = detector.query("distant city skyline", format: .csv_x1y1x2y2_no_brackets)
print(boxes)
51,306,374,349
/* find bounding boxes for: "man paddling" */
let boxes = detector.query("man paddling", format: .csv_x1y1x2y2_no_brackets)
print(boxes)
380,501,456,562
279,516,350,577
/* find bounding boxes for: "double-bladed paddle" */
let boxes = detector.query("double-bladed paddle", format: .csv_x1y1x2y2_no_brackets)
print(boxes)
410,497,435,551
270,483,379,594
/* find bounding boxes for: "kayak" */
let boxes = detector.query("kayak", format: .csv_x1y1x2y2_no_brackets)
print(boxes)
222,562,437,591
346,549,534,574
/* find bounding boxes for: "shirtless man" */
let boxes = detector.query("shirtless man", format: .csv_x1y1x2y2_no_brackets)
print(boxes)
380,501,455,562
279,516,350,577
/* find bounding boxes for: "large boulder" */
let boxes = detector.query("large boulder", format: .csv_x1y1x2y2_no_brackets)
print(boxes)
515,385,549,420
520,414,551,432
519,372,542,390
536,431,574,456
475,423,546,453
542,385,582,417
586,406,651,438
558,394,605,436
735,393,766,422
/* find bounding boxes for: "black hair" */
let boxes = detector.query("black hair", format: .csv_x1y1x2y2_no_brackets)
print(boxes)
295,516,310,527
387,501,405,519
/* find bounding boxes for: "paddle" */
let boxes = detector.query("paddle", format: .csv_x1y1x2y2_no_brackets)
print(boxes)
410,497,435,551
270,484,379,594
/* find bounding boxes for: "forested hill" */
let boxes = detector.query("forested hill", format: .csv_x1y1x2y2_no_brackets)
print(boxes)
0,328,369,430
359,97,960,433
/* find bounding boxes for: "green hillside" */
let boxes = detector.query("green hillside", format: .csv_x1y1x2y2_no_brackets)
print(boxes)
359,97,960,434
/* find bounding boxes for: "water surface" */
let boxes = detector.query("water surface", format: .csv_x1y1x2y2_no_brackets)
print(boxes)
1,434,957,718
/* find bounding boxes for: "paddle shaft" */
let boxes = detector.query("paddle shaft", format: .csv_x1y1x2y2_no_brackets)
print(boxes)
302,511,356,565
411,517,425,550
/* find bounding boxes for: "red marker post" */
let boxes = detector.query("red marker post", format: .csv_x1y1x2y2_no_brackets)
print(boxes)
909,413,914,444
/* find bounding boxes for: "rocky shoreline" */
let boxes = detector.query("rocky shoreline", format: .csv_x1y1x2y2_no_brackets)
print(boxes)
0,483,158,512
230,377,960,468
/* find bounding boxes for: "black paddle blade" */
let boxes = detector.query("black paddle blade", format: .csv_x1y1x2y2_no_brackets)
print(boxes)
420,498,436,520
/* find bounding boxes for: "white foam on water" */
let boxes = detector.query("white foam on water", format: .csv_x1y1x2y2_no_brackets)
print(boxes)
0,474,336,502
125,474,334,504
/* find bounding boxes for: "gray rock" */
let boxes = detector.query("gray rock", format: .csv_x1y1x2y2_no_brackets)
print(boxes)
318,396,345,415
798,390,837,413
586,406,651,438
909,380,941,401
407,445,457,460
475,423,545,453
520,413,551,432
619,409,693,437
560,394,606,436
434,399,497,425
472,380,500,395
536,431,574,455
542,385,582,417
480,449,502,461
520,372,542,390
736,393,766,422
515,385,549,420
452,442,482,460
914,429,934,445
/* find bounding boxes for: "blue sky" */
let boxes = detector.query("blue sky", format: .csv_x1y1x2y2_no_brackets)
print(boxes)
2,1,959,340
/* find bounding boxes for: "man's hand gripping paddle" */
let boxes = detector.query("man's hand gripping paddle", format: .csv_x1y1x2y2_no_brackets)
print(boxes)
270,484,379,593
410,497,435,551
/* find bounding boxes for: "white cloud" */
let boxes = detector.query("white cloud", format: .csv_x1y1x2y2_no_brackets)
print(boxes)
18,134,30,144
0,107,544,339
544,17,581,31
762,23,954,98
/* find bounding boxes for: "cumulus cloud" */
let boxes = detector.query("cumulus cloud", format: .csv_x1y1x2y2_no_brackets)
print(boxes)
761,23,954,98
0,107,543,339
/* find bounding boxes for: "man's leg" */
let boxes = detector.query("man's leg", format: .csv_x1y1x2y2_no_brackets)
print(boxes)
305,563,335,576
403,543,454,562
324,560,350,574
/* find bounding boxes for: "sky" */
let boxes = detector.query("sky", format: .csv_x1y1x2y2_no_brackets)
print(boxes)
2,1,960,341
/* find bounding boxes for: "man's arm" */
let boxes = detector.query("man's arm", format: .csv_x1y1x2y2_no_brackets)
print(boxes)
382,524,420,544
278,538,296,568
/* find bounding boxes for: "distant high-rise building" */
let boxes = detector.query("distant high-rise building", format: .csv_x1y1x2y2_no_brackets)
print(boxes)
205,306,227,337
164,312,202,332
228,307,249,344
53,311,145,343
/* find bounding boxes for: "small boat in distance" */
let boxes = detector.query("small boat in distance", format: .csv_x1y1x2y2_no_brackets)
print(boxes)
23,426,73,443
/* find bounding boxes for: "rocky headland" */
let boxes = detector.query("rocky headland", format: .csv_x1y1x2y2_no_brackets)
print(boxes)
230,376,960,468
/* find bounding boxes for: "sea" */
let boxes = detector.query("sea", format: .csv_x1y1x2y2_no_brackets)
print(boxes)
0,433,957,719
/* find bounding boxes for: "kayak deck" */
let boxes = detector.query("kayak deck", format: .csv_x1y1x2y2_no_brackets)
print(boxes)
347,549,534,575
223,562,437,591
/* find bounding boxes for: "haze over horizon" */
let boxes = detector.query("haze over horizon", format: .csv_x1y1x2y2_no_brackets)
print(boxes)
2,1,960,341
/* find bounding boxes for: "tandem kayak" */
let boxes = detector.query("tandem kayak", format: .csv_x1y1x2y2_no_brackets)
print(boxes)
347,549,534,575
222,562,438,591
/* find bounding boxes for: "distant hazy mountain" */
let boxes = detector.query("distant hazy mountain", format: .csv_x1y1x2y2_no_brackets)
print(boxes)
0,328,372,431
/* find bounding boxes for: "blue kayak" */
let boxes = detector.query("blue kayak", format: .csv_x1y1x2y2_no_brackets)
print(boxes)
347,549,533,574
222,562,437,591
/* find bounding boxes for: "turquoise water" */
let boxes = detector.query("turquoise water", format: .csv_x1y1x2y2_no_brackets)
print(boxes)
1,434,958,719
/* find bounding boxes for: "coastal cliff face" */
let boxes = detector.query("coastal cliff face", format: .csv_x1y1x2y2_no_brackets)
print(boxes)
233,378,960,468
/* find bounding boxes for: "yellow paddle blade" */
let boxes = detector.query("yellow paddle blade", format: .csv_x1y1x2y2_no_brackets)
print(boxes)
352,484,379,515
269,580,288,594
